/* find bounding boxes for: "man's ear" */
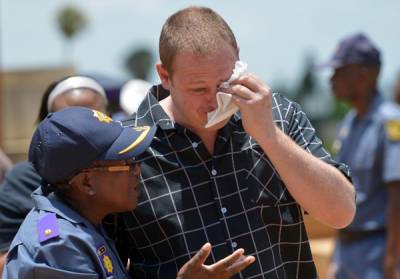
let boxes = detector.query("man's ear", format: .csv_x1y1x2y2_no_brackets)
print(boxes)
156,63,171,90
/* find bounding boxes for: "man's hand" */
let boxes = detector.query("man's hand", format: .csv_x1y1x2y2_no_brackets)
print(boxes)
225,74,275,143
177,243,255,279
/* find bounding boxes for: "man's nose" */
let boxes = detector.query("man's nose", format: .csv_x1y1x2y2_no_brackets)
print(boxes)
206,90,218,110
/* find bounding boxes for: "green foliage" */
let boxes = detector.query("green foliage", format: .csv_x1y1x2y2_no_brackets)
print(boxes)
125,48,154,80
331,100,351,120
57,6,87,39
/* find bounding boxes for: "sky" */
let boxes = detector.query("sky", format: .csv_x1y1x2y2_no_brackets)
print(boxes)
2,0,400,95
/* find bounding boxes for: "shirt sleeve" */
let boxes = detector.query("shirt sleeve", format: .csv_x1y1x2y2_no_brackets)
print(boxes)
3,243,99,279
0,162,41,252
383,119,400,183
279,95,351,179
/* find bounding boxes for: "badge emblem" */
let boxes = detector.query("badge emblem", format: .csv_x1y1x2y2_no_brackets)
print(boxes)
96,244,114,275
92,110,112,123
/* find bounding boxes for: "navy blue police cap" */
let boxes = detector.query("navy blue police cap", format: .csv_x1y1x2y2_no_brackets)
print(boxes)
319,33,381,69
29,107,156,184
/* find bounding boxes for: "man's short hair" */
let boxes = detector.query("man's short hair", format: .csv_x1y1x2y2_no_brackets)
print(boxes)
159,6,238,74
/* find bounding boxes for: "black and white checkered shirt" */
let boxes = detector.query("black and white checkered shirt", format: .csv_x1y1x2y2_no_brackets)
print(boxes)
115,85,350,279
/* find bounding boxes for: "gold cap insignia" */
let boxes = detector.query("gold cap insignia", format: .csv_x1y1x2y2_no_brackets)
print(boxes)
92,110,112,123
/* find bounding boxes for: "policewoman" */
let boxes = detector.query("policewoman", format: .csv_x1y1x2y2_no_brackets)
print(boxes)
2,107,156,278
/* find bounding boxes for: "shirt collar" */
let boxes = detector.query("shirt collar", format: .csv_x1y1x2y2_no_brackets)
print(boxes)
32,187,91,226
346,92,383,126
136,85,175,131
360,92,383,122
365,92,384,119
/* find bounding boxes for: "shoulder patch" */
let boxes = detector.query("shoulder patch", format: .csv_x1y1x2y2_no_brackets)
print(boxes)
37,213,60,243
386,120,400,141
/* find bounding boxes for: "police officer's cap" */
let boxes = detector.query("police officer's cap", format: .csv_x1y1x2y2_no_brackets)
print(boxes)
319,32,381,69
29,107,156,184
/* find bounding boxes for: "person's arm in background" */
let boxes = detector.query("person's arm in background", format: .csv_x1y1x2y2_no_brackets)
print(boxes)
228,74,355,228
0,148,13,183
383,118,400,279
384,182,400,279
0,252,7,275
0,162,41,274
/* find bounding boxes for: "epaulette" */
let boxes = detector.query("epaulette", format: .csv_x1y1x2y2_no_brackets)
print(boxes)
386,120,400,141
37,213,60,243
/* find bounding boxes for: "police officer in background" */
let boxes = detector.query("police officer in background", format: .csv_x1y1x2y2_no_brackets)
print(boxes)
320,33,400,278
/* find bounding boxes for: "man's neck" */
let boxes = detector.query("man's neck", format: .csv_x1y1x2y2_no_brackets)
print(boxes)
160,97,218,154
353,89,376,118
192,129,217,155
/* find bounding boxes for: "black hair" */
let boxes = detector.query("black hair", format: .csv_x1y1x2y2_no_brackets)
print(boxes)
37,75,104,122
37,78,62,122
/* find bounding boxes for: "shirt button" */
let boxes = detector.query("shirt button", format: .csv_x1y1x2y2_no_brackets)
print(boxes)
221,207,227,214
231,242,238,248
192,142,198,148
211,169,217,176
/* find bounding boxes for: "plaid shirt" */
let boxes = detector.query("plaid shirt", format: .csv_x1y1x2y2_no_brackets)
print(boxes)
115,85,350,279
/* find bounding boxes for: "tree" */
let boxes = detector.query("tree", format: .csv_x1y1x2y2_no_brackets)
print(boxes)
57,6,87,64
125,47,154,80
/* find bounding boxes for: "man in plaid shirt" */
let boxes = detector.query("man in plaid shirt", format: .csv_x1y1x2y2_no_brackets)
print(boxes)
115,6,356,279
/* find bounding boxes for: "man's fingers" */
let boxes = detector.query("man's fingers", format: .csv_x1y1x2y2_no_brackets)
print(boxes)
187,243,212,268
213,248,244,269
226,255,256,275
231,74,264,92
224,84,257,101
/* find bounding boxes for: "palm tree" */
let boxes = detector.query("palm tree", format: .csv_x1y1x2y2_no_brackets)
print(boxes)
125,47,154,81
57,5,87,65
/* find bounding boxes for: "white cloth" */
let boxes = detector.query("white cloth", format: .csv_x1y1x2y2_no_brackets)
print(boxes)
120,79,152,115
47,76,107,112
205,61,247,128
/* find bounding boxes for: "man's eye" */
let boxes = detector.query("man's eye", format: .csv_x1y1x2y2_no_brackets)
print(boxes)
190,88,207,95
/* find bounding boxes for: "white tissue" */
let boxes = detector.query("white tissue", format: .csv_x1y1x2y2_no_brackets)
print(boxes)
205,61,247,128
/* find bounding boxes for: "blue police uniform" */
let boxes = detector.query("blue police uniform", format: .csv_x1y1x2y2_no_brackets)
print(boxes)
332,93,400,278
2,187,129,279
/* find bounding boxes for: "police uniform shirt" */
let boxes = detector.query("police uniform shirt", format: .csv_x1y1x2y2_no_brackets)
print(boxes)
0,161,40,252
114,85,351,279
3,187,129,279
334,93,400,231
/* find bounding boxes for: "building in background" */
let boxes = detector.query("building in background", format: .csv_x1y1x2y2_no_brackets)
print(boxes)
0,67,75,162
